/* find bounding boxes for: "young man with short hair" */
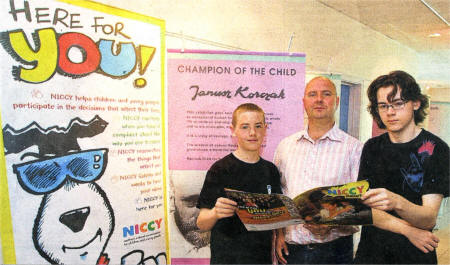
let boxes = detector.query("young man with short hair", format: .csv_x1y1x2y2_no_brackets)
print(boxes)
196,103,282,264
354,70,449,264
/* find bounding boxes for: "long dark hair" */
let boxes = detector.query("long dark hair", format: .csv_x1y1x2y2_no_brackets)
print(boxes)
367,70,429,129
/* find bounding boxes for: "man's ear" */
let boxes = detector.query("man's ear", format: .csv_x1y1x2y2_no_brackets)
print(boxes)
230,125,236,137
412,100,420,110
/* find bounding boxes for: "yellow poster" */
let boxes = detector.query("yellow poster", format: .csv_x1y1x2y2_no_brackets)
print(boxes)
0,0,167,264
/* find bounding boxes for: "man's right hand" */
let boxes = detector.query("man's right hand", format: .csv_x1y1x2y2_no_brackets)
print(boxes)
403,225,439,253
275,229,288,264
213,197,237,219
197,198,237,231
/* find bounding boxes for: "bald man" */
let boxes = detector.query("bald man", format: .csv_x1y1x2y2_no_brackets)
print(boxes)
273,77,363,264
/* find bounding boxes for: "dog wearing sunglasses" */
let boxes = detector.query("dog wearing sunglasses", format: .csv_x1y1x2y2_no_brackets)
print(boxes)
3,116,115,265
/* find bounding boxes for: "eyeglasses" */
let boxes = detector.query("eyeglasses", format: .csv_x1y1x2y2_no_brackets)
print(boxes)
377,101,407,112
13,149,108,194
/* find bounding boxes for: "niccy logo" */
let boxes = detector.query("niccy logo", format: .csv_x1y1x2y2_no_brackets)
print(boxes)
123,218,163,238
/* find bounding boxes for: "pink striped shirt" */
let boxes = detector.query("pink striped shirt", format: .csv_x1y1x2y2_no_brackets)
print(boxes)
273,123,363,244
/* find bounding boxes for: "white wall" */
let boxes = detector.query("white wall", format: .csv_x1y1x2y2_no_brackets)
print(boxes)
417,50,450,89
95,0,419,76
89,0,450,143
94,0,428,142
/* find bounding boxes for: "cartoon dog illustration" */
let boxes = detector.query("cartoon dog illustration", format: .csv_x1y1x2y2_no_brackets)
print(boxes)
3,116,115,265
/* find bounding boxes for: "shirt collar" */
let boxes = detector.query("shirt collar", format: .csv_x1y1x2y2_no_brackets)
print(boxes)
297,123,344,143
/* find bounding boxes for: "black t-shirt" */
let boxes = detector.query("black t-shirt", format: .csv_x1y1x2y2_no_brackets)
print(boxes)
196,153,282,264
355,130,449,264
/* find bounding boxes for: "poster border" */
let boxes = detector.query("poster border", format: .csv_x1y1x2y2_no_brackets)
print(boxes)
0,114,14,265
0,0,168,263
167,49,305,62
167,48,305,57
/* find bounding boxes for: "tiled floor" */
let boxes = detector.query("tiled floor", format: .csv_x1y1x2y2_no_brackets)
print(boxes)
436,225,449,265
436,204,450,265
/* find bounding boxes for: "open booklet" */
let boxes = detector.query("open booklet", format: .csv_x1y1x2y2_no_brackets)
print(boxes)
225,180,373,231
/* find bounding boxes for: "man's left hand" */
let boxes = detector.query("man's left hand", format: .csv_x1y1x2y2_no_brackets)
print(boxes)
361,188,401,211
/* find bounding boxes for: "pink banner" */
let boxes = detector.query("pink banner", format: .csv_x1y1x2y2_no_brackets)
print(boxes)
168,50,306,170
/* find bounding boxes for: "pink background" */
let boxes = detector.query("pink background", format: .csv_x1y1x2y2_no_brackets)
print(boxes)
168,53,305,170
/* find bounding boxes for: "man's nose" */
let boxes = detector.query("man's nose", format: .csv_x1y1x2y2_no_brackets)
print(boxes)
386,105,396,114
316,94,324,101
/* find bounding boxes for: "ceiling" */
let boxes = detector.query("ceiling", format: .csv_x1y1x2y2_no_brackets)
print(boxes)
318,0,450,52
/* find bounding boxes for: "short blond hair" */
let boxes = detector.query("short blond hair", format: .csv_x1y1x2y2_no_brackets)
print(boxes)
232,103,265,127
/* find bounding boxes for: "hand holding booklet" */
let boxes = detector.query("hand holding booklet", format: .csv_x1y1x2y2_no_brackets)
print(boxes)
225,180,373,231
